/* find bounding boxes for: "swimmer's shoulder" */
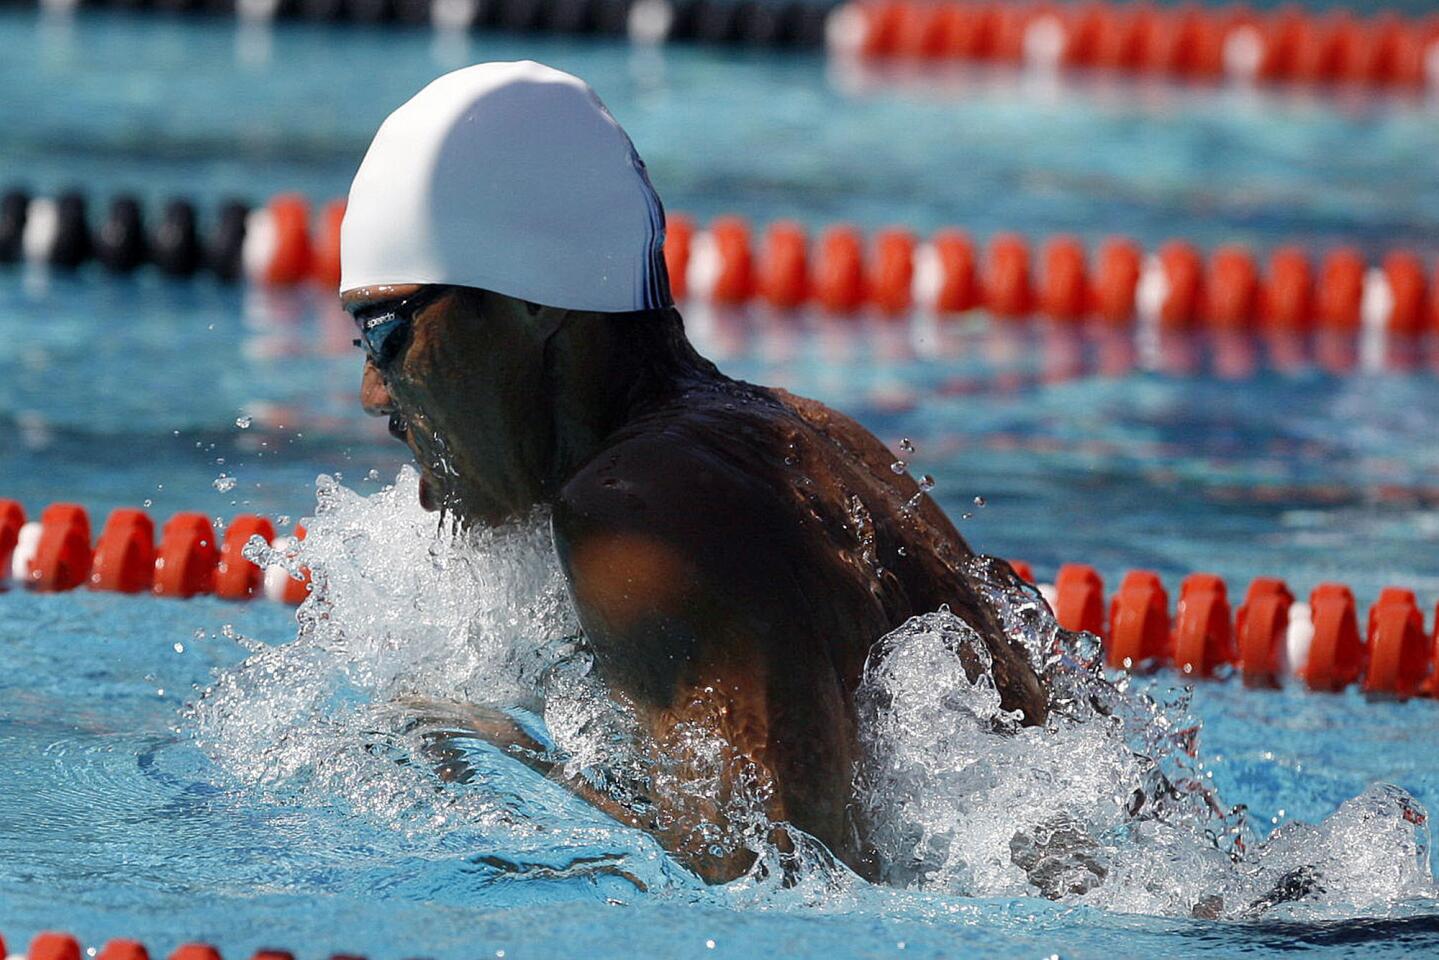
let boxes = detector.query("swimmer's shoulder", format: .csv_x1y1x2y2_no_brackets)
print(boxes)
550,388,857,702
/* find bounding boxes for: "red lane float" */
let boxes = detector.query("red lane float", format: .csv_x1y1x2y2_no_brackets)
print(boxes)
833,0,1439,94
216,514,277,600
983,232,1033,319
153,513,220,598
30,932,82,960
31,504,93,592
1261,247,1314,332
1054,562,1105,636
1235,577,1292,687
1011,562,1436,696
98,941,151,960
1173,573,1234,677
1107,570,1171,669
90,508,156,593
815,225,867,315
310,199,346,290
245,193,314,287
1317,248,1366,332
1365,588,1429,698
1155,241,1203,330
928,229,980,313
0,502,309,606
707,216,755,305
1039,235,1088,323
663,213,694,302
757,220,810,311
872,228,916,317
1304,583,1365,692
0,499,22,582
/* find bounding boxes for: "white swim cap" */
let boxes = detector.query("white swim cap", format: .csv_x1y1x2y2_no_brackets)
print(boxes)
340,61,672,313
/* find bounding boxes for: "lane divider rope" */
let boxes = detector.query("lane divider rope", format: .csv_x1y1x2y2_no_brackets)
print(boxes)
0,500,311,605
5,190,1439,334
2,497,1435,698
668,214,1439,333
1008,559,1439,699
829,0,1439,93
26,0,832,48
8,931,367,960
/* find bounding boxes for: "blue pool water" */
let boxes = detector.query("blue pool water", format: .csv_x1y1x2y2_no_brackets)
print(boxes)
3,8,1439,959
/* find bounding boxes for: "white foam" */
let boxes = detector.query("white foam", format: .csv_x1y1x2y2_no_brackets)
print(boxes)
851,561,1436,917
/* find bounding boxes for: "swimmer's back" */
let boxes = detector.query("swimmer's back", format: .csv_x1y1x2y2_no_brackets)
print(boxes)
553,378,1047,721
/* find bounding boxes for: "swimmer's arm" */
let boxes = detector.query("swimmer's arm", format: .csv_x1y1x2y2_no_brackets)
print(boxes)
401,697,660,834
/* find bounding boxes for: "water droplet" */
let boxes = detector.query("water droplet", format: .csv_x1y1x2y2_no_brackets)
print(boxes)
899,438,915,453
705,941,716,950
961,512,973,520
213,474,237,493
897,546,907,557
143,498,152,508
235,415,253,429
890,459,907,475
173,642,185,654
973,495,986,507
367,468,381,482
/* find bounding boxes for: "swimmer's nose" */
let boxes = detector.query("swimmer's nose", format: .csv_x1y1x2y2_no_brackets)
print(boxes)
360,361,393,417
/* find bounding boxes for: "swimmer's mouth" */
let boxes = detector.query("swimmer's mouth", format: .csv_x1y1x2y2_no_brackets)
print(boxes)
387,413,439,511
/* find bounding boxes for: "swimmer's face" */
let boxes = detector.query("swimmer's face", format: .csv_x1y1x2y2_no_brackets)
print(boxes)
342,283,557,524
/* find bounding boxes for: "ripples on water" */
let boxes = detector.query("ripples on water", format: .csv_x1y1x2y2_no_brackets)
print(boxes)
192,468,1437,921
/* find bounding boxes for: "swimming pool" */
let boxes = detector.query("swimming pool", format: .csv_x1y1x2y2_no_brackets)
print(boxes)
2,7,1439,958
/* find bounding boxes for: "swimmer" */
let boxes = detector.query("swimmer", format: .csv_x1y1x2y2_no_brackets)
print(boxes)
340,61,1047,884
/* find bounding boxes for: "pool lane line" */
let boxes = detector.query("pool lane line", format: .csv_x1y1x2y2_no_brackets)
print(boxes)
0,501,310,605
18,0,1439,93
1,498,1436,698
671,217,1439,336
26,0,832,49
831,1,1439,94
1011,560,1438,699
4,190,1439,336
14,931,363,960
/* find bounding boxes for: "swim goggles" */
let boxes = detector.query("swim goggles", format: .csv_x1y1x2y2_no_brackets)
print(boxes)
351,286,449,372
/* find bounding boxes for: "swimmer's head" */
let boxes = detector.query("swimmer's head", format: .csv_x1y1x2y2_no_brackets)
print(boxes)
342,63,693,522
340,60,671,311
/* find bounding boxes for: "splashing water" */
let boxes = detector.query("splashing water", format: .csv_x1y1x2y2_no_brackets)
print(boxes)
854,560,1436,919
194,470,1437,919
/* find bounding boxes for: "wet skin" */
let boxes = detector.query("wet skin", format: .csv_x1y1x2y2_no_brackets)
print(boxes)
343,283,1048,883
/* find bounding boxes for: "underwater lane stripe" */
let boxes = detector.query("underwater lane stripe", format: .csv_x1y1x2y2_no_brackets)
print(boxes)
831,0,1439,93
0,500,311,606
5,188,1439,335
1008,561,1439,698
1,495,1436,697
